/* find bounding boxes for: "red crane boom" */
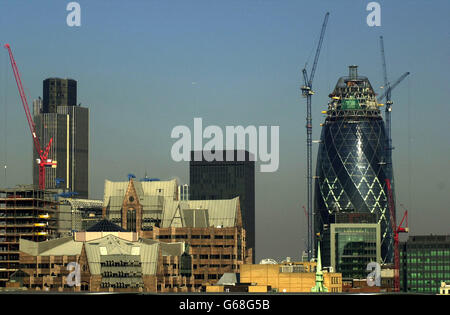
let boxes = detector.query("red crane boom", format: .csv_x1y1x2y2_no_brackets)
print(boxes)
385,178,409,292
4,43,56,190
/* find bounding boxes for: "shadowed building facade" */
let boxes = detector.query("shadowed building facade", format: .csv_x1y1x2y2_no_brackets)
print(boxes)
189,150,255,262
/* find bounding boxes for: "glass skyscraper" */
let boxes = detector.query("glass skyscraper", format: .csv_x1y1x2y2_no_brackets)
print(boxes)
190,150,255,262
314,66,393,264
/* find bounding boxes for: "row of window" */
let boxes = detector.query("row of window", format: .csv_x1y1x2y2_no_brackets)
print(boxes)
404,265,450,271
191,254,235,260
157,235,235,240
190,244,234,248
407,272,450,279
405,250,450,256
193,264,237,270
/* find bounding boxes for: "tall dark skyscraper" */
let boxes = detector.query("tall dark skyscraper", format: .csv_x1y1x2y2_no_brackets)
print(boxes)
190,150,255,262
42,78,77,113
314,66,393,265
33,78,89,198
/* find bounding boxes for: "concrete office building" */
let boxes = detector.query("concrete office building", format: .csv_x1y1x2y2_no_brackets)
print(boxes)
33,78,89,198
190,150,255,262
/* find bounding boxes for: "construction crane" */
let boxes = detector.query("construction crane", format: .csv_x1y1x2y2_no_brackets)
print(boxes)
379,36,410,183
4,44,57,190
385,178,409,292
301,12,329,261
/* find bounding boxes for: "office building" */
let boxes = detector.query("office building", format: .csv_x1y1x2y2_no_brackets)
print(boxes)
314,66,393,264
330,223,381,280
33,78,89,198
400,235,450,294
189,150,255,262
42,78,77,113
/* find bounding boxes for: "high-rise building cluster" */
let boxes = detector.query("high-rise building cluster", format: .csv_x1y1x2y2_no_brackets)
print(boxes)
1,70,448,294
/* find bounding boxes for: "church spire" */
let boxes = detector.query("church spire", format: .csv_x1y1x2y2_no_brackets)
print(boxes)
311,240,328,292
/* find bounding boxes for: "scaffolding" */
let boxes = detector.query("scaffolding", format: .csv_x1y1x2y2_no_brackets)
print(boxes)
0,186,57,286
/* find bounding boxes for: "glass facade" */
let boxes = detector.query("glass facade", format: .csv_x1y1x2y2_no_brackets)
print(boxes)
400,235,450,294
43,78,77,113
314,66,393,264
330,224,380,279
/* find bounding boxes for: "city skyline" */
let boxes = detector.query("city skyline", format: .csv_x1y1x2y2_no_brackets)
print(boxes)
0,0,449,262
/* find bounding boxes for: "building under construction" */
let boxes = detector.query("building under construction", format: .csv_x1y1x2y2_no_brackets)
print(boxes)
0,186,58,287
314,66,394,267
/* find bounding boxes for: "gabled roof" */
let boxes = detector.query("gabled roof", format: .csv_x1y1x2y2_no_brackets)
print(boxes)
161,198,239,228
103,179,178,208
84,234,160,275
20,237,82,256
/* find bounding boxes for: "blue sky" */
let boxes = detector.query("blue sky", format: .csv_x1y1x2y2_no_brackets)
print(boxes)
1,0,449,261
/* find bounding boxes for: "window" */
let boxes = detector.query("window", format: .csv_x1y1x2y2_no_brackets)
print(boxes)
127,208,136,232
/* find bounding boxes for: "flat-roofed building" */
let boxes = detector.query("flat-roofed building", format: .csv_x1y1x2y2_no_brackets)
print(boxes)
400,235,450,294
238,261,342,293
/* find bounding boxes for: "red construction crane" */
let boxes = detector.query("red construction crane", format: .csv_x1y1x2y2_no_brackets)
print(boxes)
4,43,56,190
385,178,409,292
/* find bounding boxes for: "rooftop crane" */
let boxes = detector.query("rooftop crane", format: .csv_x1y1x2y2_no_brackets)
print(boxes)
379,36,410,182
385,178,409,292
4,44,57,190
301,12,329,261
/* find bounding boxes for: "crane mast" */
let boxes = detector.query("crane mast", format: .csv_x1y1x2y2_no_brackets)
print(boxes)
301,12,329,261
4,44,56,190
379,36,410,182
386,179,409,292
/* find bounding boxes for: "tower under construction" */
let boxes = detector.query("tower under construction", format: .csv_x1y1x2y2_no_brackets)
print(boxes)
314,65,394,265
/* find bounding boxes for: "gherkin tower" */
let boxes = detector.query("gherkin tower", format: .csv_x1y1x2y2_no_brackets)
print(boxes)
314,66,394,265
